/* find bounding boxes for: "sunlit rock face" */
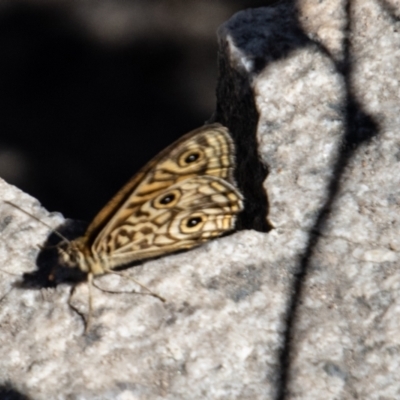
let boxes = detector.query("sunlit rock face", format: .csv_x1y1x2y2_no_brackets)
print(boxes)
1,2,400,399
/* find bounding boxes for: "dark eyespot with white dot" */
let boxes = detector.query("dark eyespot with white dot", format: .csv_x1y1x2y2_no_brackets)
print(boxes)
160,194,175,204
184,152,200,164
186,217,202,227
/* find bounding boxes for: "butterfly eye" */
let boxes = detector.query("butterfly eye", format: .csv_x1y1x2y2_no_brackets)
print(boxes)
178,148,205,167
153,189,180,208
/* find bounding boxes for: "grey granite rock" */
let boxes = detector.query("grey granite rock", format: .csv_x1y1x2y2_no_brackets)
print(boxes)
283,1,400,399
1,1,399,399
226,1,400,399
0,176,293,399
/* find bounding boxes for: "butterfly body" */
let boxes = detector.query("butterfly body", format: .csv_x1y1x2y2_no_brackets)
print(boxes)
59,124,243,276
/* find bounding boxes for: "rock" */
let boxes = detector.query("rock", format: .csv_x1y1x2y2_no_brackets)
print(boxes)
0,174,292,399
1,1,400,399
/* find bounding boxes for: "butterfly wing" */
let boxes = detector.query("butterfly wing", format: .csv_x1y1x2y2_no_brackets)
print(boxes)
84,124,238,249
94,176,243,268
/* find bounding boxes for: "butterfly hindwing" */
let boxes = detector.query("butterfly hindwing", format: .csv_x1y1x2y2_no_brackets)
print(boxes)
94,174,243,267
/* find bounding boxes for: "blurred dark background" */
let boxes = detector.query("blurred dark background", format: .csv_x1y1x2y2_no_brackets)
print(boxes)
0,0,274,222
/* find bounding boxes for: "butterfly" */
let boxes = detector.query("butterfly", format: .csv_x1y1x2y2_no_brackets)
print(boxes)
6,123,243,331
57,124,243,326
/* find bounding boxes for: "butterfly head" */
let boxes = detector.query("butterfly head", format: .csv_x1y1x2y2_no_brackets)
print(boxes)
57,238,85,268
57,237,106,276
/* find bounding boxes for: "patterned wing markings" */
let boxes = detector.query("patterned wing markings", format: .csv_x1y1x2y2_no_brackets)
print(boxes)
88,124,236,251
93,175,243,268
59,123,243,277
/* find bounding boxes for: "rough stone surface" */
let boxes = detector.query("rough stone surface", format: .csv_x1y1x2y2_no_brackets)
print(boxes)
284,1,400,399
1,1,400,399
0,177,295,399
230,1,400,399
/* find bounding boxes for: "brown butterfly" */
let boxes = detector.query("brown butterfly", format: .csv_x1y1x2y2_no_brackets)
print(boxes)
7,123,243,331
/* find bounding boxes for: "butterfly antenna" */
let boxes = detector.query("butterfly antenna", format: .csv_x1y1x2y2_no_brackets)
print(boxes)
4,200,71,244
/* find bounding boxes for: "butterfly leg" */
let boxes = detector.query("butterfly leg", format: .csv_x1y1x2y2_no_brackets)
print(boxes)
67,283,89,334
103,269,166,303
85,272,94,333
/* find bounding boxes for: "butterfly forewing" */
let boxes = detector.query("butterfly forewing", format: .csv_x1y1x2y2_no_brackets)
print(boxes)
88,124,237,251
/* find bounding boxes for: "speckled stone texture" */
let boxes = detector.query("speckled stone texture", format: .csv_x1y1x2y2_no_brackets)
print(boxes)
0,177,294,399
1,1,399,399
283,1,400,399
